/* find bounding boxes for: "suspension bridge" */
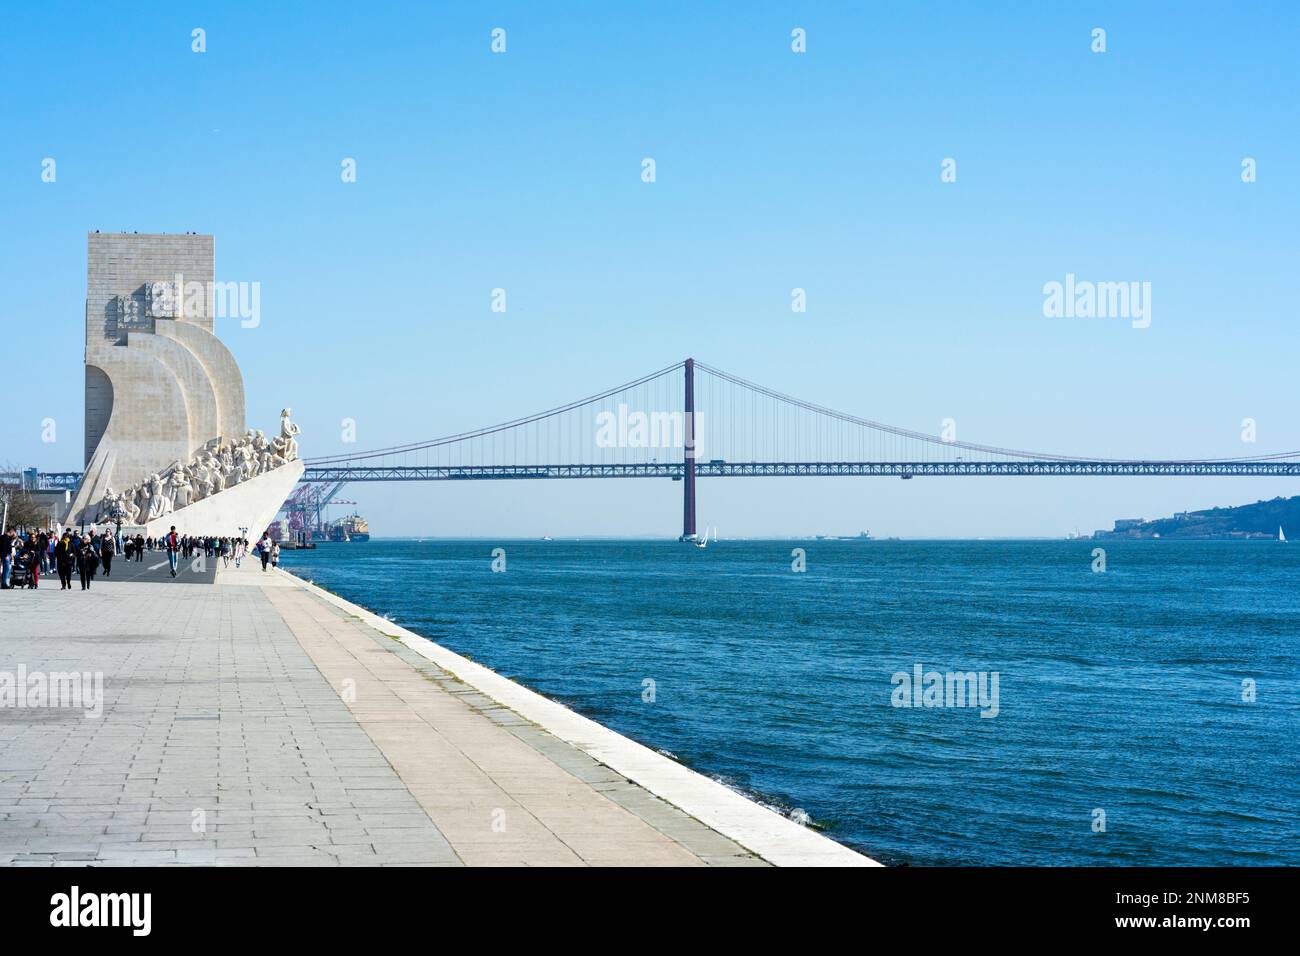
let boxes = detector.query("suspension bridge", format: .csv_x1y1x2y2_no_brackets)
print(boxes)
282,359,1300,540
22,358,1300,538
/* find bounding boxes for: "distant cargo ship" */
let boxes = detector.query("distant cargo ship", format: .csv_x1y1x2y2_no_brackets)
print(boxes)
328,513,371,542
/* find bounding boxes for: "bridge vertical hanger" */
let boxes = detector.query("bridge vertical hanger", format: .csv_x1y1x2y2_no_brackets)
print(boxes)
681,357,697,541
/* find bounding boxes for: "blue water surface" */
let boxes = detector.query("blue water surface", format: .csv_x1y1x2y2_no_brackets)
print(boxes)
282,539,1300,865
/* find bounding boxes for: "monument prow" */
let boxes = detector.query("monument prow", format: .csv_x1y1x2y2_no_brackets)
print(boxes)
129,458,305,539
69,233,301,537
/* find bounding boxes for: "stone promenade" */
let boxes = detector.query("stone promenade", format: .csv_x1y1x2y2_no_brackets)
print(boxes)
0,560,868,866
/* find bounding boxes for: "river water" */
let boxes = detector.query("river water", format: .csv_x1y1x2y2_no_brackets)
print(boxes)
281,538,1300,865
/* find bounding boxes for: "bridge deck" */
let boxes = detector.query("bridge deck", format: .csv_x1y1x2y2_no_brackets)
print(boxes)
30,460,1300,491
298,460,1300,481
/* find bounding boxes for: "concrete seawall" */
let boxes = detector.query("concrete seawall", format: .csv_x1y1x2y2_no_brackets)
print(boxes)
0,559,875,867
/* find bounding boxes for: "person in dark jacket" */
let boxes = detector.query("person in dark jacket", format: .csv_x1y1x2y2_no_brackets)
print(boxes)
100,534,115,578
55,531,76,590
165,526,180,577
134,533,145,561
0,527,14,589
22,538,40,588
76,539,100,590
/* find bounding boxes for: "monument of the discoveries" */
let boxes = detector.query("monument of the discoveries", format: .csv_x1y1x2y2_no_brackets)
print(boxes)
67,233,303,536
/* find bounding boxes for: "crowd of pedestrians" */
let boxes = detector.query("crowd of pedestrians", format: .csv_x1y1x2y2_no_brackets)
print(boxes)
0,526,281,590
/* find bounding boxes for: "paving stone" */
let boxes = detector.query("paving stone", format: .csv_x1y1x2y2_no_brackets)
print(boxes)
1,566,768,867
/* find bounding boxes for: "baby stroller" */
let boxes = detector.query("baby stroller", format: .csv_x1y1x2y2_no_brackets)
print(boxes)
8,554,35,590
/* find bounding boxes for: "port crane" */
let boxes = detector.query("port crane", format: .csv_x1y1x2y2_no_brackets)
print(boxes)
280,483,355,539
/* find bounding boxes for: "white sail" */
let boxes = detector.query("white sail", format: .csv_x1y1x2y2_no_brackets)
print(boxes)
1280,526,1287,543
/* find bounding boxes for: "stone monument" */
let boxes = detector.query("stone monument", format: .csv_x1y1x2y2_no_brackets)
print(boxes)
67,233,303,536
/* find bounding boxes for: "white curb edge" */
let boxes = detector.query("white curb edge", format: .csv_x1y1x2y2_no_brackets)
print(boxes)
275,568,880,867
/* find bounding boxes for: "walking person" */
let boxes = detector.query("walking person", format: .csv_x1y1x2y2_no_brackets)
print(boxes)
270,541,280,568
54,530,74,590
76,537,100,590
134,533,145,561
165,525,180,578
100,533,115,578
258,532,273,571
21,536,40,588
0,527,14,589
56,531,75,590
233,537,245,568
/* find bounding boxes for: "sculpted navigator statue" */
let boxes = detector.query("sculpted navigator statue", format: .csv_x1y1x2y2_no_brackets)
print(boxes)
170,469,192,509
280,409,300,461
95,487,129,524
132,483,151,524
95,412,302,526
194,459,214,500
236,444,255,483
200,453,221,495
150,474,175,520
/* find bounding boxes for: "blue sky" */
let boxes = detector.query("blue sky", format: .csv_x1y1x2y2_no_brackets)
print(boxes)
3,2,1298,536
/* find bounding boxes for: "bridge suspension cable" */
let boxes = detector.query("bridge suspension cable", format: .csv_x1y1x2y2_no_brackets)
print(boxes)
303,358,1300,472
692,361,1300,465
307,361,685,466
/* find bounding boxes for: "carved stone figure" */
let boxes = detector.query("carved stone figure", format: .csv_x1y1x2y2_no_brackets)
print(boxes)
96,487,124,523
192,462,213,501
147,475,173,520
95,411,302,523
170,470,192,509
280,409,300,460
133,483,151,524
204,454,224,494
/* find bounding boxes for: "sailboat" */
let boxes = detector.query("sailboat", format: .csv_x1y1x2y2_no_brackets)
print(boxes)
1279,526,1287,543
693,525,716,549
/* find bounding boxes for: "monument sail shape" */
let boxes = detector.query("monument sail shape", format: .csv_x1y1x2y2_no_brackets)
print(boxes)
68,233,303,536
